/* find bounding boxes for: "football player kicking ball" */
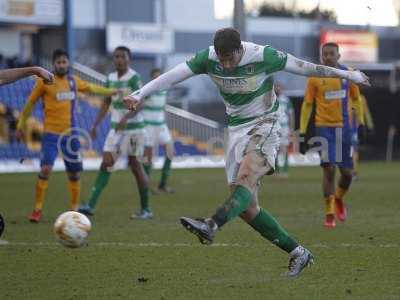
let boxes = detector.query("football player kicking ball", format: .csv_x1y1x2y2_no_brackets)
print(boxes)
142,68,175,194
123,28,370,277
78,46,151,219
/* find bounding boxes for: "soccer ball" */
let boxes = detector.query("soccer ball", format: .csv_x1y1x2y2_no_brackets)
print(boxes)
54,211,91,248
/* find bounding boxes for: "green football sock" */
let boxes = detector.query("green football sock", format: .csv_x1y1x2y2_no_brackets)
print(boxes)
139,187,150,211
212,185,253,227
159,158,171,188
282,152,289,173
143,163,152,177
248,208,298,253
87,170,111,209
275,156,280,173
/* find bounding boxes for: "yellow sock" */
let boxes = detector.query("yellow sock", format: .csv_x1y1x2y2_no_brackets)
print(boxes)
68,180,80,210
325,195,335,215
335,187,348,200
34,178,49,210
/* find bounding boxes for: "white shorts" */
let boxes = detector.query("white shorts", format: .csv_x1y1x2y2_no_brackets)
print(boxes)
144,124,173,147
103,129,145,158
225,119,281,185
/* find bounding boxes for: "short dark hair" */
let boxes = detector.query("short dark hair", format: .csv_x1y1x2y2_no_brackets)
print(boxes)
52,49,69,62
114,46,131,59
150,68,161,77
213,27,242,55
322,42,339,51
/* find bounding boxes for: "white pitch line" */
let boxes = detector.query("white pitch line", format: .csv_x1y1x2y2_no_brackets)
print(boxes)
0,241,246,248
0,240,399,248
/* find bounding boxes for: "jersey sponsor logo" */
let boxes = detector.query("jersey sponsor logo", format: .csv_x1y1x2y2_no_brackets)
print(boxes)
56,91,76,101
210,75,258,93
324,89,346,100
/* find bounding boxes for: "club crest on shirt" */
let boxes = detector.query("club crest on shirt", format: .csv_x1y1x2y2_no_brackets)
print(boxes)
215,64,223,73
245,64,255,74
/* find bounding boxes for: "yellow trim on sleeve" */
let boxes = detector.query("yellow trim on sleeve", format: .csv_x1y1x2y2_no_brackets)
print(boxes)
352,96,365,126
17,100,35,130
88,84,115,96
300,101,313,134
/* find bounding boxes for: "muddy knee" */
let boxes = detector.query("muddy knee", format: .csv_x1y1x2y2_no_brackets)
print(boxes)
39,165,52,179
236,152,270,191
101,153,115,171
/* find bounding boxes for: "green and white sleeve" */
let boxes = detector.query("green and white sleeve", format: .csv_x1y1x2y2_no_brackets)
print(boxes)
130,63,195,101
263,46,288,73
186,48,209,74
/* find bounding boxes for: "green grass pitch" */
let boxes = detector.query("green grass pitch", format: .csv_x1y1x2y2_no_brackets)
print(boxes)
0,162,399,299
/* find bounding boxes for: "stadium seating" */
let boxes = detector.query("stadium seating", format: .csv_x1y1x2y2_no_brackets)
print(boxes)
0,78,210,161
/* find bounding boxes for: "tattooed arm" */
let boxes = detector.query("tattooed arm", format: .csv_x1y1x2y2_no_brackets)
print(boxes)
284,54,370,86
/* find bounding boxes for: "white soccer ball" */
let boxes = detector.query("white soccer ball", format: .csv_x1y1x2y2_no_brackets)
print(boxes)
54,211,91,248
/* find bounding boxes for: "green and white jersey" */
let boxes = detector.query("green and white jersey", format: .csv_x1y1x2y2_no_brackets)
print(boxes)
143,90,167,126
186,42,287,127
277,94,293,130
106,69,145,130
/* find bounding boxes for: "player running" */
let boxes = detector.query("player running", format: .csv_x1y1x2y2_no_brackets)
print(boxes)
299,42,365,228
142,68,175,193
17,49,116,223
123,28,369,277
78,46,152,219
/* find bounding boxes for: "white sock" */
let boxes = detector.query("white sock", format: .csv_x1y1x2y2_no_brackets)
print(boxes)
290,245,305,258
206,218,218,232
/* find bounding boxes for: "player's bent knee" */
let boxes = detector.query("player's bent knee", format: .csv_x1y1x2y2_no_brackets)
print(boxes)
323,164,335,173
100,162,112,171
67,172,80,181
128,156,140,168
39,165,52,178
101,157,114,171
323,164,335,179
236,152,269,189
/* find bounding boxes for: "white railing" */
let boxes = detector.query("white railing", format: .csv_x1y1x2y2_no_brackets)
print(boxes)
64,61,225,146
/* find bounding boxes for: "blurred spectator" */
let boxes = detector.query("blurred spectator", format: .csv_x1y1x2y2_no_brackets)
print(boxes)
0,104,17,143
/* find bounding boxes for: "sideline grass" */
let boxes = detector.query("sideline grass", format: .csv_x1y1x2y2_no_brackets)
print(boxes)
0,162,399,299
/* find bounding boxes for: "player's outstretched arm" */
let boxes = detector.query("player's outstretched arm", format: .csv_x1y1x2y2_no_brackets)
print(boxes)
16,79,44,141
0,66,54,85
284,54,370,86
87,84,117,96
123,63,194,110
